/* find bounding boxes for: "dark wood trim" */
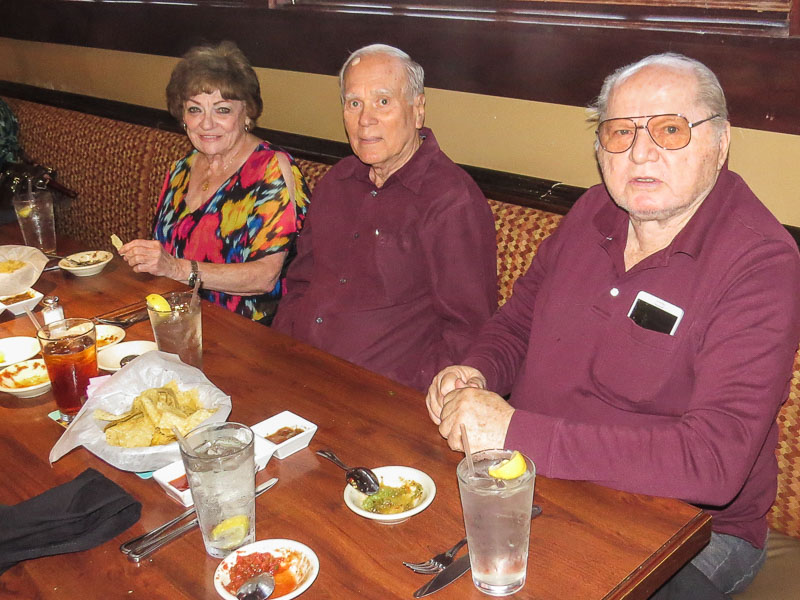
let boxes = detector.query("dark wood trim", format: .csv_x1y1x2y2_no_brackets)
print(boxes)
3,1,800,136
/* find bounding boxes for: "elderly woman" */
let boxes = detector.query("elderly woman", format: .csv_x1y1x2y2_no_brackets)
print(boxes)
119,41,309,324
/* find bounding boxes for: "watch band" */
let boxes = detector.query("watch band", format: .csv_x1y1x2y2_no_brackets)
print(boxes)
187,260,200,288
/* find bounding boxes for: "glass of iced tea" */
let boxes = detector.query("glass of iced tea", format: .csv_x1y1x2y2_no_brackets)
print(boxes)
37,318,98,423
147,291,203,369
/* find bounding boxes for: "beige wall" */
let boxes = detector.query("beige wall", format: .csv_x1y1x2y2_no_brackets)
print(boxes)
3,38,799,226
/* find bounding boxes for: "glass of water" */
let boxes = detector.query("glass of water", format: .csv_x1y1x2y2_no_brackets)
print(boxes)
179,422,256,558
147,291,203,369
457,449,536,596
12,188,56,253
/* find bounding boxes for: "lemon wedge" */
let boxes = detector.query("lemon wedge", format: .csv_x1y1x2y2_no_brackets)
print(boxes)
211,514,249,549
16,206,32,218
488,451,527,480
146,293,171,312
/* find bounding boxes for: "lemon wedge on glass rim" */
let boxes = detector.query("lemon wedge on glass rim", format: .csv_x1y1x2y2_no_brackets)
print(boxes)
211,514,250,550
145,293,171,312
488,450,527,480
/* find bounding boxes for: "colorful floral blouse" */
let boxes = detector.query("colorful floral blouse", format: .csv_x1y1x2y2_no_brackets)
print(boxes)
153,142,310,323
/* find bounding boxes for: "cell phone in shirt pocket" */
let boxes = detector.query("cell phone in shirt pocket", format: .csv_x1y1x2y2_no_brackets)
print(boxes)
627,291,684,336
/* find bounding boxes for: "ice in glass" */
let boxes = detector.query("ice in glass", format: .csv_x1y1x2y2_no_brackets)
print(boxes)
147,291,202,369
12,189,57,254
457,449,536,596
37,318,98,422
180,422,255,558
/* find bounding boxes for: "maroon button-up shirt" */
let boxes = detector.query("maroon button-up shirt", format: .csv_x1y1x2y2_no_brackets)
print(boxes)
273,128,497,390
465,167,800,547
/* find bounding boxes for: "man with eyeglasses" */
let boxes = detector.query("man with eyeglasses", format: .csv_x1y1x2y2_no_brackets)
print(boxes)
427,53,800,598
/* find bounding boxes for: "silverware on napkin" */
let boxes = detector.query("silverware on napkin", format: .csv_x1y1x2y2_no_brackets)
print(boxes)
413,553,471,597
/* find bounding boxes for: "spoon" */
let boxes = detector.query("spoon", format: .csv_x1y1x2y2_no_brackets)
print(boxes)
236,572,275,600
316,449,381,495
119,354,139,367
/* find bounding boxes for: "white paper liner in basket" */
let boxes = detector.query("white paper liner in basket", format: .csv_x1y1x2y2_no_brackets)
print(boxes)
49,351,232,472
0,245,49,297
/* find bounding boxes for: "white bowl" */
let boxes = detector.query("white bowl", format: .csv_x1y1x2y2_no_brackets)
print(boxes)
0,288,44,316
153,435,276,507
0,336,41,368
250,411,317,459
343,466,436,525
214,539,319,600
97,340,158,372
95,324,125,350
0,358,51,398
59,251,113,277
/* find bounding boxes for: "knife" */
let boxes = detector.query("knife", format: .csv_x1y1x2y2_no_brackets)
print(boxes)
413,553,471,598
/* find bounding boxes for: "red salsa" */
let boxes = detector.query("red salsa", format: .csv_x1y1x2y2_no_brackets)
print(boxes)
222,551,300,597
169,474,189,492
266,426,304,444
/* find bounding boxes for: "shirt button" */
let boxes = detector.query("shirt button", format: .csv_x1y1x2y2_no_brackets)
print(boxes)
610,288,619,297
339,278,347,284
374,229,380,236
315,317,323,324
370,190,378,197
353,232,359,239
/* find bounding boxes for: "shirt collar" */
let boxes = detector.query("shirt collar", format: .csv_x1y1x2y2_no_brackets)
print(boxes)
335,127,437,194
593,165,732,260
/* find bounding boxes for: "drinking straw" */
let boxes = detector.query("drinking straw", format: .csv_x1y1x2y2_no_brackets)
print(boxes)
461,423,476,477
172,426,193,456
189,272,201,309
23,306,41,331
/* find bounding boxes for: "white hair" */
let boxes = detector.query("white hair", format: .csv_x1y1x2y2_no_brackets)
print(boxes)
338,44,425,104
589,52,728,135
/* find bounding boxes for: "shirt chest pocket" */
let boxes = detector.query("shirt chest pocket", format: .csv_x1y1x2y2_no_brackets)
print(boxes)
588,317,681,411
373,226,420,300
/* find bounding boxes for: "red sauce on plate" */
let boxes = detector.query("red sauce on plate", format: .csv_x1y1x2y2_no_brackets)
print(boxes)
222,551,299,597
169,474,189,492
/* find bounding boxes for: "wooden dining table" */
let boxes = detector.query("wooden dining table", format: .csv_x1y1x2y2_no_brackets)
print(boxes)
0,226,711,600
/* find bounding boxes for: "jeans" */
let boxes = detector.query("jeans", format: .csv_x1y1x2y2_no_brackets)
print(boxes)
651,531,767,599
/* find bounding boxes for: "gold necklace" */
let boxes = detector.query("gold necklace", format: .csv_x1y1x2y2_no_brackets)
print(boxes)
200,147,245,192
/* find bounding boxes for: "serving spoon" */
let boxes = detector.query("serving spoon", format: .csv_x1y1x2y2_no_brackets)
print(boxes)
316,449,381,495
236,572,275,600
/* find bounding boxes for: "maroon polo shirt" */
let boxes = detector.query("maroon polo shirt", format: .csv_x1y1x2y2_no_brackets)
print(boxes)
273,128,497,390
465,167,800,548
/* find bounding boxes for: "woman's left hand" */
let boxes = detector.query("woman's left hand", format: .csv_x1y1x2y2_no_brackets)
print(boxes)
118,239,180,279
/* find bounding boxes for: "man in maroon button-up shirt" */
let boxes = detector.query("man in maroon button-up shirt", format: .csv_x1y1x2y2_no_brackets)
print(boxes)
427,54,800,598
273,45,496,391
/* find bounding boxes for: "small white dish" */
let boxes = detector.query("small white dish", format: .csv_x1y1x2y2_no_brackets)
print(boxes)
250,411,317,459
97,340,157,372
95,324,125,350
0,336,41,368
153,435,275,507
343,466,436,525
0,358,51,398
0,288,44,316
214,539,319,600
58,250,113,277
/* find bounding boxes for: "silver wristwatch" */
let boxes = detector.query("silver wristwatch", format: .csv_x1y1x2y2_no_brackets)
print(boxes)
187,260,200,288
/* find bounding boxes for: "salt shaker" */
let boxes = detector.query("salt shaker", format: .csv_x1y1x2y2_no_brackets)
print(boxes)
41,296,65,324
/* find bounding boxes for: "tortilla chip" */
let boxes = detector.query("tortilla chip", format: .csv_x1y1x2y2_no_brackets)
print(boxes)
110,234,123,251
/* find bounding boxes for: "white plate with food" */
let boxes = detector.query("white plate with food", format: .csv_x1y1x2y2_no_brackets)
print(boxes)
95,324,125,350
58,251,113,277
0,358,51,398
97,340,157,372
0,288,44,316
0,336,41,368
343,465,436,524
214,539,319,600
250,411,317,459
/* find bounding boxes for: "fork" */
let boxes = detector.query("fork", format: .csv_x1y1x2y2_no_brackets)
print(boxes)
403,537,468,574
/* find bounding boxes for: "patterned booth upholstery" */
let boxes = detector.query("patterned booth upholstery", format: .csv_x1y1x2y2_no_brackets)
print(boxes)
3,94,799,596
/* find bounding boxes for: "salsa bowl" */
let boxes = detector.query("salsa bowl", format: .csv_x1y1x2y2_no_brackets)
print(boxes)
343,466,436,524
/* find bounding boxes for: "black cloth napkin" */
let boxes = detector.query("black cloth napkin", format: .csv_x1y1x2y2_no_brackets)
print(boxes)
0,468,141,575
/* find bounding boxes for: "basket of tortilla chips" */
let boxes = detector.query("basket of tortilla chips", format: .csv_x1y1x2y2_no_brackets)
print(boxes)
0,245,49,297
49,351,232,472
